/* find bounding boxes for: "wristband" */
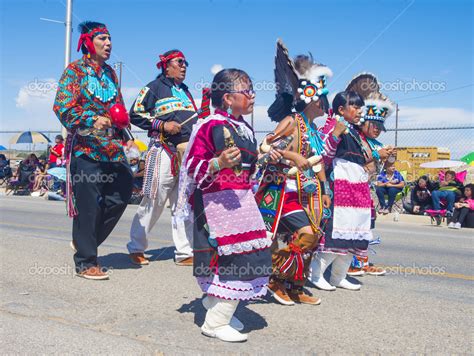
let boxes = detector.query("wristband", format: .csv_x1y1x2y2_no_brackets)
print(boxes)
321,181,330,195
212,158,220,172
152,119,162,131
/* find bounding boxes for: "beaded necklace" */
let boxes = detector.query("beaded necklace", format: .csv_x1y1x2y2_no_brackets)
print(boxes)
85,67,117,103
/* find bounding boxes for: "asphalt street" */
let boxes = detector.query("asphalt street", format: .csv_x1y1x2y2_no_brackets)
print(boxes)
0,195,473,354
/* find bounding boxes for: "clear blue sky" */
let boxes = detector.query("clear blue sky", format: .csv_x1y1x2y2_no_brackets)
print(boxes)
0,0,473,155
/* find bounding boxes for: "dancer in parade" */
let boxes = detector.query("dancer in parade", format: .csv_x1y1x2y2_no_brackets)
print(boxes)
126,49,197,266
343,74,396,277
310,74,395,290
255,40,346,305
53,21,134,280
178,69,276,342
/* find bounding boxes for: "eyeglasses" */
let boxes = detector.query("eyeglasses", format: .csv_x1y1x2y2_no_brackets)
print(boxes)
228,89,256,98
170,58,189,67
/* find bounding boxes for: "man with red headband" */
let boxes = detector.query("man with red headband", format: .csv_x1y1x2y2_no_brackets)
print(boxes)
126,49,197,266
53,21,134,280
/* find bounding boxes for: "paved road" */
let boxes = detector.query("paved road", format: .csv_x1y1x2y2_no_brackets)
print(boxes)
1,195,473,354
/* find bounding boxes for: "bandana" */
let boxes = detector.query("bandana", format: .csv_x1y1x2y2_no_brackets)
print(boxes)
156,51,185,70
77,27,110,55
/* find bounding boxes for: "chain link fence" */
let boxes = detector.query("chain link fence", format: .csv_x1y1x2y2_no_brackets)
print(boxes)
1,124,473,182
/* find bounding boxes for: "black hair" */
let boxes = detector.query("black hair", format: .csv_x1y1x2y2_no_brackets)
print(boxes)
0,154,6,161
464,183,474,197
332,91,364,116
445,170,456,178
55,135,64,141
78,21,107,54
418,175,429,182
210,68,252,109
294,93,329,114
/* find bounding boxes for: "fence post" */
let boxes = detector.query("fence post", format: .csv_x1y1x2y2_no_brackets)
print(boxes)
395,103,399,146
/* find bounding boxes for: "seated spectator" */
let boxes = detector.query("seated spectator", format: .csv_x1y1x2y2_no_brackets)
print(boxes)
431,170,463,217
48,135,65,168
448,184,474,229
13,154,39,181
32,159,49,192
403,175,434,215
7,154,39,194
375,164,405,214
0,154,12,182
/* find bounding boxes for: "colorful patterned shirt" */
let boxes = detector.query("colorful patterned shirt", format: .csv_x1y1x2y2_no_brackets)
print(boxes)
129,74,197,146
53,55,126,162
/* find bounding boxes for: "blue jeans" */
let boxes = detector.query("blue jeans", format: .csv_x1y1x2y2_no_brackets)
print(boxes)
376,186,402,210
431,190,455,212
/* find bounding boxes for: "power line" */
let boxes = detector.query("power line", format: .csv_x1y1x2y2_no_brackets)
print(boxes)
396,84,474,103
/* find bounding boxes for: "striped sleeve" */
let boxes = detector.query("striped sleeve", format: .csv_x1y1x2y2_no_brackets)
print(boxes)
319,116,340,166
130,86,159,131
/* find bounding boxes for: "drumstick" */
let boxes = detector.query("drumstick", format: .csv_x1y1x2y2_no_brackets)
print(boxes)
179,113,198,127
287,155,323,176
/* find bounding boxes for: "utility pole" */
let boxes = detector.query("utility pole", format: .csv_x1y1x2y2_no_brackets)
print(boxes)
41,0,73,138
64,0,72,69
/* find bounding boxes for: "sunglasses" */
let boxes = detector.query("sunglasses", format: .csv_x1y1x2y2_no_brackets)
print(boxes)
170,58,189,67
228,89,256,98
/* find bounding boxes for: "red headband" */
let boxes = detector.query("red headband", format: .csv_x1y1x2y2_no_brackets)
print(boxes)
77,27,109,55
156,51,185,70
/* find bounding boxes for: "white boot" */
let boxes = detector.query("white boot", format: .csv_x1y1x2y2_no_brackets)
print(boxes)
329,254,361,291
202,295,244,331
308,252,337,291
201,298,248,342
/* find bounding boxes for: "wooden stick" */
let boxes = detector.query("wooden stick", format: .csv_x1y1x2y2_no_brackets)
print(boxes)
179,113,198,127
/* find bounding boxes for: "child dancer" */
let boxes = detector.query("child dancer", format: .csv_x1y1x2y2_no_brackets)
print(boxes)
309,90,370,291
346,73,396,277
256,40,346,305
179,69,277,342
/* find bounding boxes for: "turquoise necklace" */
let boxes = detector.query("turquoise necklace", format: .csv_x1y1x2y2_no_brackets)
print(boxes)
171,85,192,107
85,69,117,103
300,112,325,155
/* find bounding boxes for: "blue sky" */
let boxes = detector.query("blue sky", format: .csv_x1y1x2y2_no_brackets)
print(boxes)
0,0,473,156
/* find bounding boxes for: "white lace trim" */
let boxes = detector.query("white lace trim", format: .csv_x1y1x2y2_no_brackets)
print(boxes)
217,237,272,256
332,230,372,241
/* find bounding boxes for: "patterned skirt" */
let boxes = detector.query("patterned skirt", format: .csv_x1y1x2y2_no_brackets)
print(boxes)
194,188,272,300
319,158,372,257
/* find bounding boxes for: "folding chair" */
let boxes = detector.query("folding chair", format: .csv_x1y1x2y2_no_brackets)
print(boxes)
0,161,13,186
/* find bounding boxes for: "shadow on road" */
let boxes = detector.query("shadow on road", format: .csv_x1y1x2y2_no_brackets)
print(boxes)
147,246,175,261
98,246,176,269
177,297,268,332
99,253,142,270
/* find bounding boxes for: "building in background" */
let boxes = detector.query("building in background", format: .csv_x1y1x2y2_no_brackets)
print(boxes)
395,146,451,181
